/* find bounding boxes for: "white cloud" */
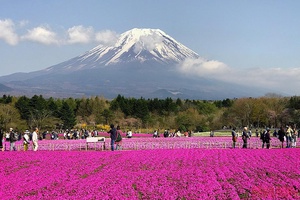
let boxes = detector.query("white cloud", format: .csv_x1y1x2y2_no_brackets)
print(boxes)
134,32,164,53
178,57,230,76
178,58,300,94
234,67,300,91
66,25,94,44
21,26,59,45
0,18,119,46
0,19,19,45
95,30,119,46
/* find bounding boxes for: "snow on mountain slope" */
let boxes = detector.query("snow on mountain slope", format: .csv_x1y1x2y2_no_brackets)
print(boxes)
44,28,200,72
105,28,199,64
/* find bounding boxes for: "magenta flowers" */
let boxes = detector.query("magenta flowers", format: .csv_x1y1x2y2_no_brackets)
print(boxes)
3,136,289,151
1,148,300,199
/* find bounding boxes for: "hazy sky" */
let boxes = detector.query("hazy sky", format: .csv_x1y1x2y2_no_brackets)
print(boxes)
1,0,300,94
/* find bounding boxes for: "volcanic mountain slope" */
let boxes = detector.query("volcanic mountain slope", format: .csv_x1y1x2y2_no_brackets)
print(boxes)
0,28,265,99
0,83,12,92
43,28,200,73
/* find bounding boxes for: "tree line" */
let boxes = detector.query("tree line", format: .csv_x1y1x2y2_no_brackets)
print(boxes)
0,94,299,133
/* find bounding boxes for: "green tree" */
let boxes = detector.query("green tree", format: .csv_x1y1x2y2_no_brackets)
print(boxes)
164,97,177,113
76,98,89,118
175,98,183,107
15,96,31,120
196,101,217,115
101,109,113,124
0,104,25,130
110,94,124,111
28,109,54,130
60,101,76,129
175,108,200,131
30,95,47,111
134,98,150,123
0,95,13,104
92,96,108,124
47,97,60,118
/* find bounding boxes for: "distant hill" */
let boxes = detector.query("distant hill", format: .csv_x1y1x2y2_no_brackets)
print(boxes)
0,83,12,92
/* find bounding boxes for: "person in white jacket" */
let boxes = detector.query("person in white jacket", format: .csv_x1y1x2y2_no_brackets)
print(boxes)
127,130,132,138
32,127,39,151
23,130,30,151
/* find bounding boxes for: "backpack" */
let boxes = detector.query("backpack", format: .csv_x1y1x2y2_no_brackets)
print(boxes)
116,131,122,142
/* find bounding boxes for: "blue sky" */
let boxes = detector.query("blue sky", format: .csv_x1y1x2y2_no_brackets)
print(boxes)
1,1,300,94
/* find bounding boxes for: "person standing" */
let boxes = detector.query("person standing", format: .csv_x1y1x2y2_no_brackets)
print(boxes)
176,130,181,137
232,128,237,148
0,129,3,151
23,130,30,151
210,130,214,137
291,127,298,148
286,125,293,148
5,131,9,142
153,130,158,138
115,125,122,150
278,126,285,148
260,129,266,148
163,129,169,138
9,128,17,151
242,127,249,148
32,127,39,151
127,129,132,138
107,124,117,151
266,129,271,149
261,128,271,149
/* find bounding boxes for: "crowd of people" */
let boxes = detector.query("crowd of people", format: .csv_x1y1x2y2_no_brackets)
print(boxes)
231,125,299,149
106,126,193,151
0,126,137,152
1,125,298,152
153,129,192,138
0,127,39,152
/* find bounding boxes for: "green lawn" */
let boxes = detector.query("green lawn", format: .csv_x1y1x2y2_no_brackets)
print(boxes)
193,130,232,137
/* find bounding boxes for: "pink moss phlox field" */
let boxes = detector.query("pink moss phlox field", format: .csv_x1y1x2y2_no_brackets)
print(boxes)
1,149,300,199
3,136,291,151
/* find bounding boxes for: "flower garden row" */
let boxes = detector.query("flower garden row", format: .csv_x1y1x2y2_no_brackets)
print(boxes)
1,148,300,199
3,135,293,151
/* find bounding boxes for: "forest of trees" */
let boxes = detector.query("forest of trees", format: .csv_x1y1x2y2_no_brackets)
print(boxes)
0,94,300,133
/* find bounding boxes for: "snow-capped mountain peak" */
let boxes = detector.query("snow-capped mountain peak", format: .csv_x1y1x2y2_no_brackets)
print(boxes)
108,28,199,64
45,28,200,72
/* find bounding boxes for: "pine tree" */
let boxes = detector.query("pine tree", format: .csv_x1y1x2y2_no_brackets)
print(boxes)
60,101,76,129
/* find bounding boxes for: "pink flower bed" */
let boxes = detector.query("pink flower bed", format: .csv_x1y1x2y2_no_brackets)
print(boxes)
3,136,290,151
1,148,300,199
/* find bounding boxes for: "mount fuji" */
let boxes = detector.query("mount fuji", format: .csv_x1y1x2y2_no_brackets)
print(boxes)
0,28,264,99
